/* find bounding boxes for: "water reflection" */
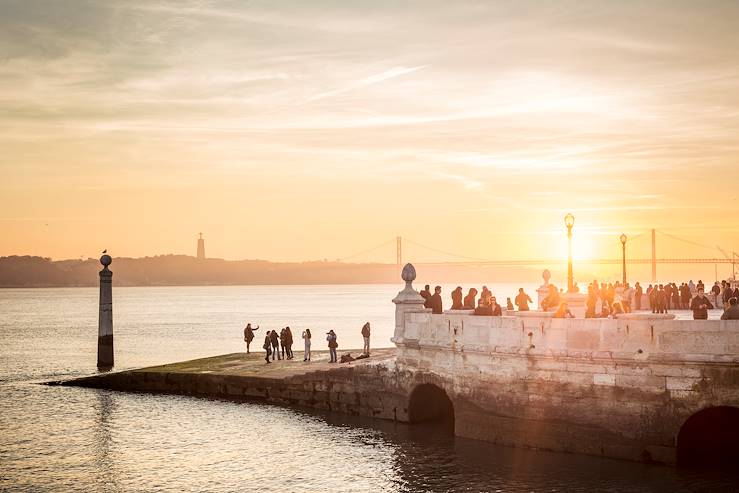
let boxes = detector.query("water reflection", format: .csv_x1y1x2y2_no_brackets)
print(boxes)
92,391,121,493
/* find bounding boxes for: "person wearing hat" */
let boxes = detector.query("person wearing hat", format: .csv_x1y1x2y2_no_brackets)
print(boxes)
326,330,338,363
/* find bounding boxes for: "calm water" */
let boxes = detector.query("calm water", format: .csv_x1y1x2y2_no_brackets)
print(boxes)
1,285,736,492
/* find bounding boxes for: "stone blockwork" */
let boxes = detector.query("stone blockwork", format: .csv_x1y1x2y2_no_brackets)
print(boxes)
391,275,739,465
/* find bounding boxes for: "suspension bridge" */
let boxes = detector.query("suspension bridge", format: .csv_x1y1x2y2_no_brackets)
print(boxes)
336,229,738,282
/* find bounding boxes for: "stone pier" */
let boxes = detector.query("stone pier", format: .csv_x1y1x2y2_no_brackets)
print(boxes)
61,264,739,467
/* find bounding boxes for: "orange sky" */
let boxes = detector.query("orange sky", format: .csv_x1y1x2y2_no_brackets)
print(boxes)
1,1,737,279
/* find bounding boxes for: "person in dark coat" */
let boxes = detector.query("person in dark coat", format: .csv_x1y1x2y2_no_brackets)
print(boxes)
429,286,443,314
420,285,431,305
451,286,464,309
474,299,492,316
243,323,259,354
463,288,477,309
690,289,713,320
279,328,287,359
270,330,280,360
721,297,739,320
263,334,272,363
490,297,503,316
634,282,642,310
285,326,294,359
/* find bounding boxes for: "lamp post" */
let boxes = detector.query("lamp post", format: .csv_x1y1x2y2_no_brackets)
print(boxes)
565,213,575,292
620,233,627,285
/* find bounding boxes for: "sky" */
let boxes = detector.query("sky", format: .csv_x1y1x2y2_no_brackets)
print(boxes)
1,0,738,279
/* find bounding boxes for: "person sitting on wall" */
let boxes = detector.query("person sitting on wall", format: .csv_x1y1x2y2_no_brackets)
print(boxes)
541,284,560,311
474,298,493,316
451,286,464,309
463,288,478,309
553,301,574,319
690,289,714,320
506,297,514,311
721,297,739,320
611,301,625,316
490,296,503,316
429,286,443,314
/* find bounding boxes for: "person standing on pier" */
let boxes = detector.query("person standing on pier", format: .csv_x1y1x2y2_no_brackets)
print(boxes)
302,329,312,361
361,322,371,355
285,326,294,359
515,288,532,311
263,334,272,363
690,289,713,320
243,323,259,354
634,282,643,310
270,330,280,360
326,330,338,363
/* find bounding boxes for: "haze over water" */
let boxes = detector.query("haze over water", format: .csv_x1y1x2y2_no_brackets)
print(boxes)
2,285,736,492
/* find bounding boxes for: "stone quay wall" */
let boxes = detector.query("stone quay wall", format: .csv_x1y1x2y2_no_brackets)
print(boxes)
391,273,739,464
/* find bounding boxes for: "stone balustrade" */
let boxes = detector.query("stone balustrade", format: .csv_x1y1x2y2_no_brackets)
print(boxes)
393,308,739,364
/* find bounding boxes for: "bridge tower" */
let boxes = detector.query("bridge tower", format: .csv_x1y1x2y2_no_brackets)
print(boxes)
396,236,402,270
651,229,657,283
197,233,205,260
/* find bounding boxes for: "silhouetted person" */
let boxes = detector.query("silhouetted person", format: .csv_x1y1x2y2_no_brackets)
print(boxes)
429,286,443,314
463,288,477,309
490,297,502,316
326,330,338,363
361,322,371,355
515,288,532,311
474,299,492,316
280,328,287,359
586,284,597,318
690,289,713,320
721,298,739,320
450,286,463,309
263,334,272,363
506,297,514,311
553,301,574,319
480,286,492,306
243,323,259,354
285,326,294,359
420,285,431,304
302,329,312,361
634,282,642,310
270,330,280,360
541,284,560,311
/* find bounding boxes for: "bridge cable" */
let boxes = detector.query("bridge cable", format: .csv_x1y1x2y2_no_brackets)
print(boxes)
336,238,395,262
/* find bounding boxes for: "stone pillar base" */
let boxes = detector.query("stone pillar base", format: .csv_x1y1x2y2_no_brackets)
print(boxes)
98,335,114,368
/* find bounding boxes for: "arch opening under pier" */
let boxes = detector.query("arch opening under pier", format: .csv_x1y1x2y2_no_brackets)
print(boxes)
408,384,454,432
677,406,739,469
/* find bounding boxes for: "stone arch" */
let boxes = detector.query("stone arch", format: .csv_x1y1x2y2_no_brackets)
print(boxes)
676,406,739,468
408,383,455,431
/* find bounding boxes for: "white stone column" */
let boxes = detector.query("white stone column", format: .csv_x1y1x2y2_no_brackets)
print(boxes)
98,254,114,368
536,269,551,309
391,263,426,346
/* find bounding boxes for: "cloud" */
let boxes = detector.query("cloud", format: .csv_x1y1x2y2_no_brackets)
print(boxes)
303,65,429,103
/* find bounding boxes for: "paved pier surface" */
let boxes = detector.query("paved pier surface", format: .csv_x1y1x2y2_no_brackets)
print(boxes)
127,348,396,379
62,348,407,421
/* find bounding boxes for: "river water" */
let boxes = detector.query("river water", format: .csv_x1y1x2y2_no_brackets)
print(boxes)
1,285,736,492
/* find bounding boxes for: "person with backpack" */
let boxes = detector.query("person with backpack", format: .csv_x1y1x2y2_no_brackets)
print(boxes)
326,330,338,363
361,322,371,356
263,334,272,363
302,329,312,362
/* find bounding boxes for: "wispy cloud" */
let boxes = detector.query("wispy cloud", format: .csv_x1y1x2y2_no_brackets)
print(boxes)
303,65,429,103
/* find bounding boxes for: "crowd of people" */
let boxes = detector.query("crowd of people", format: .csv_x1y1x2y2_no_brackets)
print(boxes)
415,278,739,321
242,322,372,364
